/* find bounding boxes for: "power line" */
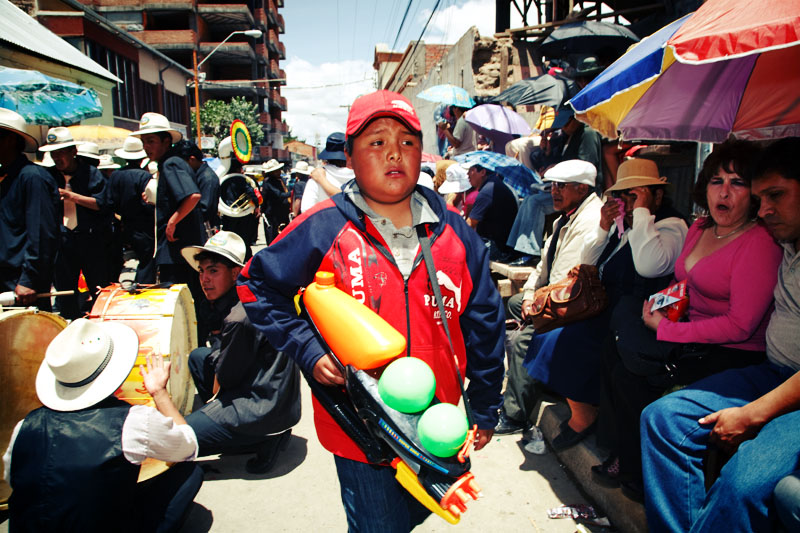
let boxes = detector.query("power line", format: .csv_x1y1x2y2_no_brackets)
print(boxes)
390,0,416,52
404,0,443,65
283,77,373,90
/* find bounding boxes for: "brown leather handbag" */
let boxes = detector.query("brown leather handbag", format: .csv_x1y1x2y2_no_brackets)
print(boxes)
529,264,608,333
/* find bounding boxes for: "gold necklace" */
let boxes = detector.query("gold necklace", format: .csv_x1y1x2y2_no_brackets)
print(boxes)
713,220,750,239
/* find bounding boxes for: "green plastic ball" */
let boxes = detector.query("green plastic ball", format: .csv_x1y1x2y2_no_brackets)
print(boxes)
417,403,469,458
378,357,436,413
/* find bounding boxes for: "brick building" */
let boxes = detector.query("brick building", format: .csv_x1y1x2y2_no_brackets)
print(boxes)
75,0,289,163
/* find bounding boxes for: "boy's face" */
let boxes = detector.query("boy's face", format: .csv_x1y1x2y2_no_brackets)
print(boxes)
197,258,241,302
347,117,421,212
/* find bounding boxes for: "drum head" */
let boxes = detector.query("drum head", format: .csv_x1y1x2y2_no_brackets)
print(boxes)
0,310,67,487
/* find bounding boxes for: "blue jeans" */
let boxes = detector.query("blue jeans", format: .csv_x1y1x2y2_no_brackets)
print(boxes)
333,455,431,532
774,471,800,530
505,191,555,256
641,362,798,532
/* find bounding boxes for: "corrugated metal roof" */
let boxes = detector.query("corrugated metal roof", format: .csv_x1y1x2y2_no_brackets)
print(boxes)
0,0,121,84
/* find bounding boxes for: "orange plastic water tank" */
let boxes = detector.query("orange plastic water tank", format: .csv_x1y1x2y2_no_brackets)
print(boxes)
303,271,406,369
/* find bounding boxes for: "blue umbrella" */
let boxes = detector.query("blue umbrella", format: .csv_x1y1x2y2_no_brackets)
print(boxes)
0,66,103,126
417,84,475,108
455,150,541,199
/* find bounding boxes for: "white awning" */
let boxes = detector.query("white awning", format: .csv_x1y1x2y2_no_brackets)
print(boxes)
0,0,121,84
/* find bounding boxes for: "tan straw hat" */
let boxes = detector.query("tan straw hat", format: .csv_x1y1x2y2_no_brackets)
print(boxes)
131,112,182,143
291,161,311,175
36,318,139,412
181,230,246,271
605,158,668,196
0,108,38,152
97,154,121,170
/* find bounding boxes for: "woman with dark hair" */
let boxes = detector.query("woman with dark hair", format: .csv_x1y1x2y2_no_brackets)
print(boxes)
591,139,783,502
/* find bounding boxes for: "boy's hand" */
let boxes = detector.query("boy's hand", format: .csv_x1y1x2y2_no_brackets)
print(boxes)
474,429,494,450
313,354,345,386
140,354,170,396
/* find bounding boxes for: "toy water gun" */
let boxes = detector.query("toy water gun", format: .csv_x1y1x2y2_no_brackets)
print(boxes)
294,272,481,524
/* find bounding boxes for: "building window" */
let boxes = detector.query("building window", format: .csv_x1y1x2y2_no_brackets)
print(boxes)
86,40,141,120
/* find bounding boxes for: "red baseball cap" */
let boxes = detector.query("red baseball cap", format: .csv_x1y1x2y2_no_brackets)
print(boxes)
346,90,422,138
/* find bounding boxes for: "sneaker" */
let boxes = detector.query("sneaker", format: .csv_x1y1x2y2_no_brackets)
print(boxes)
494,410,532,435
551,421,596,452
246,430,292,474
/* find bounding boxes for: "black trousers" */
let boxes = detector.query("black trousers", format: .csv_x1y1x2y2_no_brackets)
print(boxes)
54,229,109,319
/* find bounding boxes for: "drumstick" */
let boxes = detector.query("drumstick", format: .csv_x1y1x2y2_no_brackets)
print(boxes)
0,290,74,307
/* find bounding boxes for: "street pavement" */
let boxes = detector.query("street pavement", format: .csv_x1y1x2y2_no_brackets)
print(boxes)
178,380,594,532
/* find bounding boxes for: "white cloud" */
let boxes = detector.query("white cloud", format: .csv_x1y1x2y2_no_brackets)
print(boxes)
282,56,375,150
421,0,496,43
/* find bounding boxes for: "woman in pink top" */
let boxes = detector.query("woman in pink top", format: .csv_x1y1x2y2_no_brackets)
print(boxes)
591,140,783,500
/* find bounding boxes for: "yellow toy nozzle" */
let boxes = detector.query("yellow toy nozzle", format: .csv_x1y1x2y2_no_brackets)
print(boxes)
391,459,460,525
302,271,406,370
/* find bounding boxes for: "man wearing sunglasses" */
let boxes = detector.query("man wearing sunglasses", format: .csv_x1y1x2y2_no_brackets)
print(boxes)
496,159,603,435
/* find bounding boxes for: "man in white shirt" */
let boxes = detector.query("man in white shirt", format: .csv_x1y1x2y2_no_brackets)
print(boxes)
5,318,202,533
300,132,354,213
496,160,603,434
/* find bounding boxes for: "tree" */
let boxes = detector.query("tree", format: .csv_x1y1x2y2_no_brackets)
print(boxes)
190,96,265,156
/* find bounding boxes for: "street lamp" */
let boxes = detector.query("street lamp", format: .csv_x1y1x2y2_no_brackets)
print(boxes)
193,29,263,146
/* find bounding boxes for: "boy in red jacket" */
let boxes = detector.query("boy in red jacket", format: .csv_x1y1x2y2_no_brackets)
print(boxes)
238,90,504,532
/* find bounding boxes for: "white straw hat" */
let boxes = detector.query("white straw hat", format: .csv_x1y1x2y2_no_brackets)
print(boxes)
36,318,139,412
35,152,55,167
115,136,147,160
39,126,83,152
291,161,312,175
0,108,38,152
131,112,182,144
97,154,121,170
77,141,101,160
262,158,284,173
181,230,246,271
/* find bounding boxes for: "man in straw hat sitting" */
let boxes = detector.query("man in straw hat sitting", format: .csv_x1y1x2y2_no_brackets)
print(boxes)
5,319,203,532
132,112,204,289
0,108,60,309
101,136,156,284
181,231,301,473
40,126,110,319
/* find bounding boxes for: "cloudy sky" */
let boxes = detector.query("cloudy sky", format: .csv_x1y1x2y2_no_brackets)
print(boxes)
280,0,524,150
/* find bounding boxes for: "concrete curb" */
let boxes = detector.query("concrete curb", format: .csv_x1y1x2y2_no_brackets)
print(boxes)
537,400,648,533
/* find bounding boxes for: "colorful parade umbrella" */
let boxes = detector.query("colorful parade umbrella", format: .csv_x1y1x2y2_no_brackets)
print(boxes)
569,0,800,142
417,84,475,108
489,74,578,108
454,150,541,199
463,104,532,153
0,66,103,126
539,20,639,58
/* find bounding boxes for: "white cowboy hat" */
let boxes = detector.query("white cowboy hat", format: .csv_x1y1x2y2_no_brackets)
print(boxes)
291,161,312,175
36,318,139,412
0,108,38,152
131,112,182,144
97,154,121,170
181,230,246,271
262,158,284,173
438,164,471,194
39,126,83,152
77,141,101,160
35,152,55,168
115,136,147,160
